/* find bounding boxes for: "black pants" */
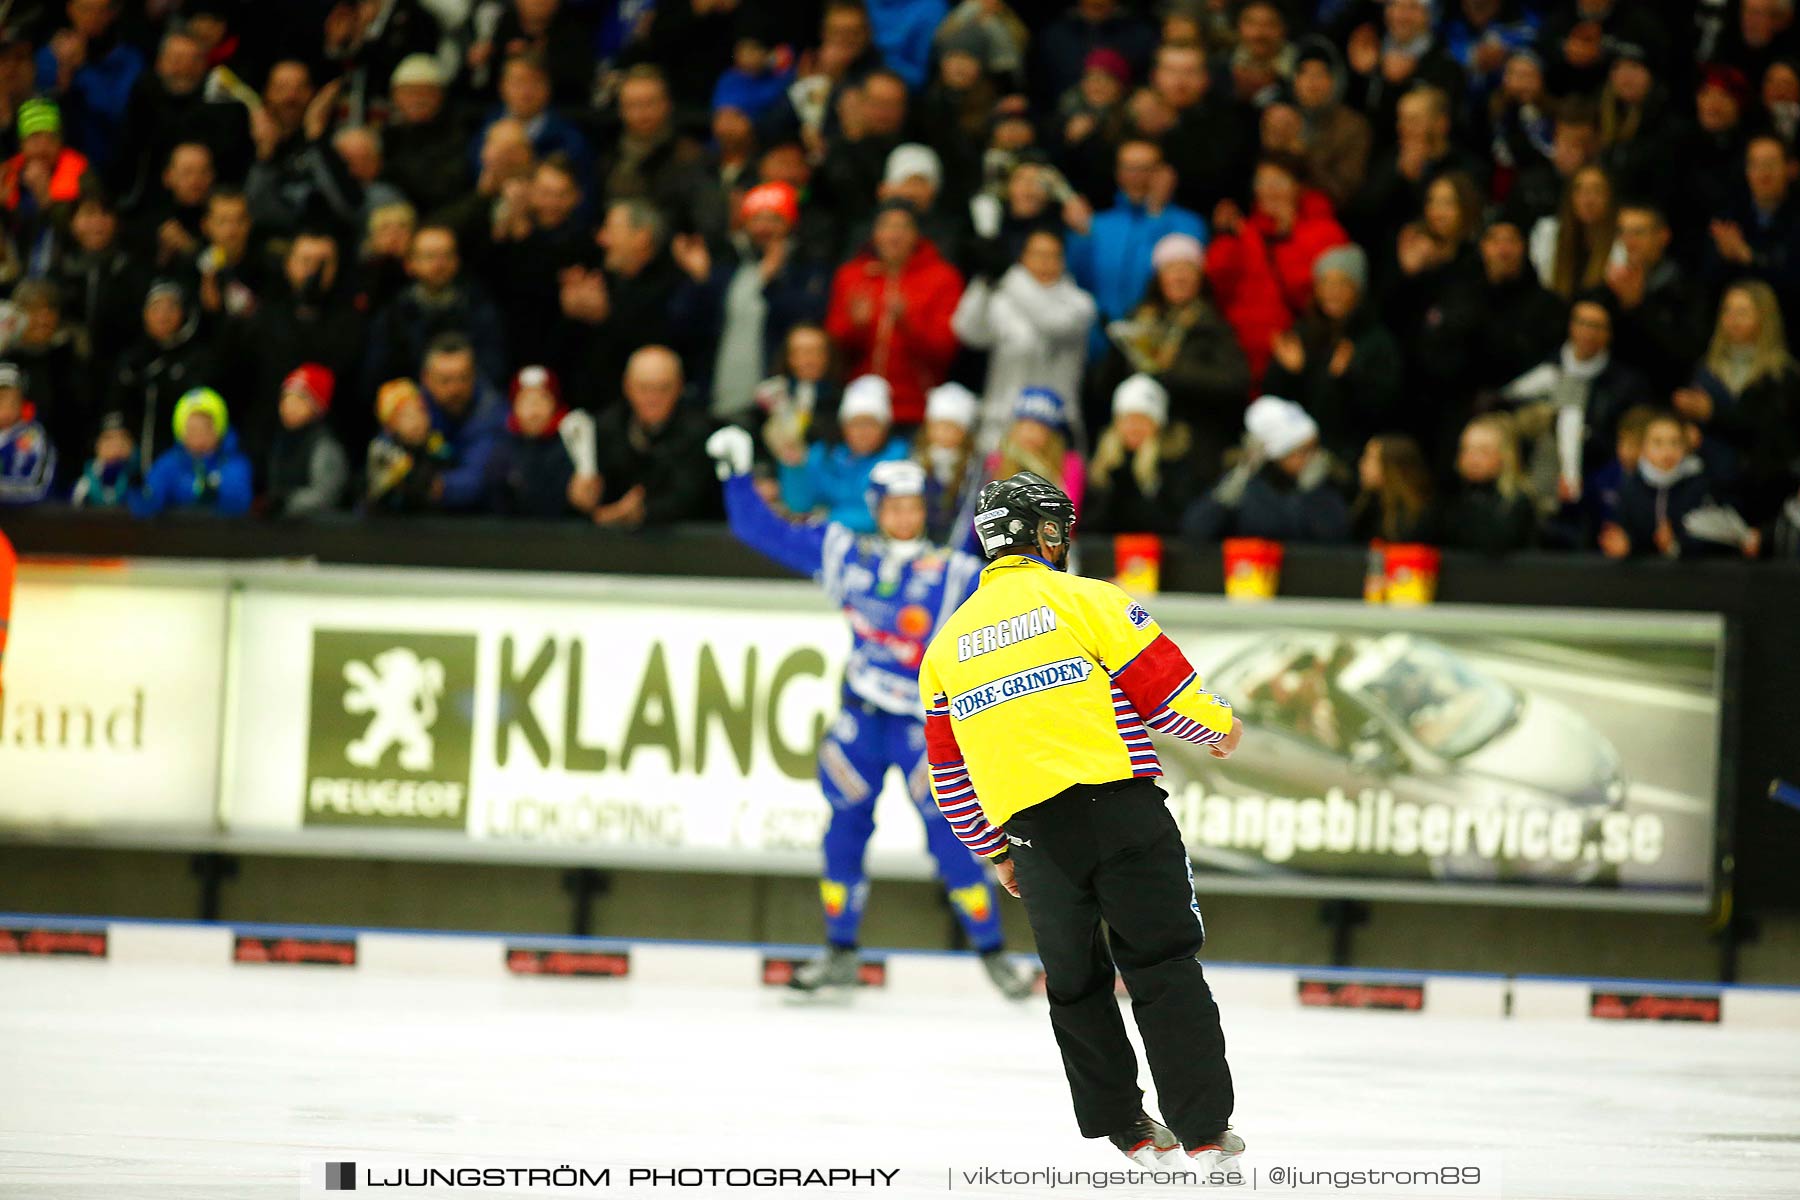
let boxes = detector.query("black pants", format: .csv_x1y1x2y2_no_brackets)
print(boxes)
1006,778,1234,1147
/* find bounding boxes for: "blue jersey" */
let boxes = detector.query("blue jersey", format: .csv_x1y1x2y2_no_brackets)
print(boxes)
723,474,983,716
0,417,54,504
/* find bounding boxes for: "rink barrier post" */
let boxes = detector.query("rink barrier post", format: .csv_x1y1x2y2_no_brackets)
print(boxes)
4,913,1799,1028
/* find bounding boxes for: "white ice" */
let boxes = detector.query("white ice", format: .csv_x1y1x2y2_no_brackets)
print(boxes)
3,960,1798,1199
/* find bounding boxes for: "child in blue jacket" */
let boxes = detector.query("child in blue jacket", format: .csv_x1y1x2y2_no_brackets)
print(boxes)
778,374,909,532
129,387,252,518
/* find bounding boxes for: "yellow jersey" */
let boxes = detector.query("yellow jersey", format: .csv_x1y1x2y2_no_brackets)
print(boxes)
919,554,1236,857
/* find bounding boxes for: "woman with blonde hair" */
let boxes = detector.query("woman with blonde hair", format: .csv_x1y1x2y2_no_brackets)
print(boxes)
1440,413,1537,553
1083,374,1197,534
1528,164,1623,298
982,386,1086,514
1674,280,1800,522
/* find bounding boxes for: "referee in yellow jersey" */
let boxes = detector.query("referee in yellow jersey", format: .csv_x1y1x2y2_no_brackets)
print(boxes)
919,472,1246,1171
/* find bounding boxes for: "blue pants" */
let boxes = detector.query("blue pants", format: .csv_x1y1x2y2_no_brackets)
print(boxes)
816,703,1004,952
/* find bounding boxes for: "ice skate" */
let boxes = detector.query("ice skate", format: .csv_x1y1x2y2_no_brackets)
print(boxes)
788,945,860,992
979,949,1036,1000
1179,1128,1247,1178
1107,1111,1181,1168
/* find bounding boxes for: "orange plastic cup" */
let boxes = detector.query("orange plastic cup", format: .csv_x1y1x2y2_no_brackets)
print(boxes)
1113,533,1164,596
1382,543,1441,605
1221,538,1283,601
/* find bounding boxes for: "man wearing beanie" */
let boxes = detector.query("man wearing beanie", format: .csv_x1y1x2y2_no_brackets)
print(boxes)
669,181,830,419
1265,243,1403,465
130,386,252,518
1184,394,1350,542
1,98,91,215
857,141,973,261
384,54,472,216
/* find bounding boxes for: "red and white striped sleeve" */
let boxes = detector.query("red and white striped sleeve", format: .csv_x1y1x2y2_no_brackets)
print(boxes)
1112,634,1233,748
923,689,1010,859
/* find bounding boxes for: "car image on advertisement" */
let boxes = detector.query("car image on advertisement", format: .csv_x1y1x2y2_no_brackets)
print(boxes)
1160,632,1629,884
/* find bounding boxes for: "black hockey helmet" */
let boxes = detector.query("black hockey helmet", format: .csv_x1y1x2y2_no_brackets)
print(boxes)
973,471,1076,562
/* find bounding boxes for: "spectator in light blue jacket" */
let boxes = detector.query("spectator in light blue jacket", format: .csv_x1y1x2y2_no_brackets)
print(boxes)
866,0,949,90
780,374,910,532
1066,138,1207,358
130,387,253,518
33,0,144,176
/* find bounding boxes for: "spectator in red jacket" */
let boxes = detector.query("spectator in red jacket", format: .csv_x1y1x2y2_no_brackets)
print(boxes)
824,199,965,425
1204,156,1349,384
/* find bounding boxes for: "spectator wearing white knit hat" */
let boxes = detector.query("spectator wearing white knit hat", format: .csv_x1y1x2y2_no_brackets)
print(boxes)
952,226,1098,452
844,141,973,264
1091,230,1250,480
1084,373,1200,534
1183,394,1351,542
779,374,910,533
916,381,982,542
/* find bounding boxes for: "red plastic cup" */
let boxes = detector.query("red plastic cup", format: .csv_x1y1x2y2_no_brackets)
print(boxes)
1113,533,1164,596
1221,538,1283,601
1382,543,1441,605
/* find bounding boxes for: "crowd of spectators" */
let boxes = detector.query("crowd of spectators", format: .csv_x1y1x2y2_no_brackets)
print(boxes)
0,0,1798,562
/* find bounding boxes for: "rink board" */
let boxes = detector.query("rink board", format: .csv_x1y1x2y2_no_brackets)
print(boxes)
5,912,1795,1030
0,558,1726,914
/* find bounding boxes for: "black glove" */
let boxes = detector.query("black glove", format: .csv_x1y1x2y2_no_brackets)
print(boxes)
968,236,1011,284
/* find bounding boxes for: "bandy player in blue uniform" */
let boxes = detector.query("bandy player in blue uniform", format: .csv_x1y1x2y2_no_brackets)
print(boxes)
706,423,1032,998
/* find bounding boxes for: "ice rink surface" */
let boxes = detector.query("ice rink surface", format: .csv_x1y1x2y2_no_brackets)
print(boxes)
4,959,1799,1199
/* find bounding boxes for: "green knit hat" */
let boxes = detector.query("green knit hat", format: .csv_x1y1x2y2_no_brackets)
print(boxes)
173,387,229,438
17,98,60,139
